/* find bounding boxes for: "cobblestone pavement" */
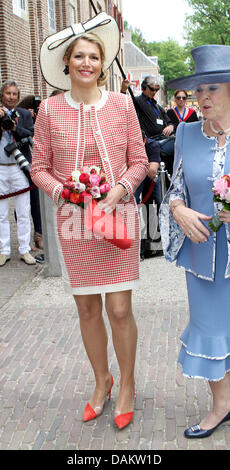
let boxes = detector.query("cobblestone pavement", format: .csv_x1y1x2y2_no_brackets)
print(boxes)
0,205,230,451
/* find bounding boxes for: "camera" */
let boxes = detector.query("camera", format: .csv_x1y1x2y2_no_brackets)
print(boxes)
0,110,17,131
4,137,33,183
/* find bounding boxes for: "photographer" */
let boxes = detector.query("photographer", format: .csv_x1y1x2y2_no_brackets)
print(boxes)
0,80,36,266
18,94,43,250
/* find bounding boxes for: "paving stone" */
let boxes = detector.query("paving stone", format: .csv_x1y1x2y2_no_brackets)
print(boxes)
46,416,63,441
32,430,47,450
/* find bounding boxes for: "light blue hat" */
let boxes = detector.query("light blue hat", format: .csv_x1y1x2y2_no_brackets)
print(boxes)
167,45,230,90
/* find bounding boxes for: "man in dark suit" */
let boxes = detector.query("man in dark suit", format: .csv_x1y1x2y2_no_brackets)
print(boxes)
0,80,36,266
121,76,175,172
135,76,174,138
121,76,174,138
135,76,175,179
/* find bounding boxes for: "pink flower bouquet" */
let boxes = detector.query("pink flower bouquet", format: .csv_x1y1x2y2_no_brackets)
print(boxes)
209,173,230,232
61,166,111,208
61,166,133,250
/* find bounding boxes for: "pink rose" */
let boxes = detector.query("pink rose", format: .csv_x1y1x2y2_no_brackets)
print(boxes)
100,183,111,194
213,178,228,198
90,174,101,186
75,182,85,192
91,186,101,198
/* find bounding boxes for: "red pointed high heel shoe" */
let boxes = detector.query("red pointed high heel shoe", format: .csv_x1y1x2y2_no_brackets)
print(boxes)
113,386,135,430
114,411,134,429
83,374,114,422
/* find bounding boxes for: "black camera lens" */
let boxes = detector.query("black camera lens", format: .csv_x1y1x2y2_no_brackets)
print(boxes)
4,137,33,184
1,114,15,130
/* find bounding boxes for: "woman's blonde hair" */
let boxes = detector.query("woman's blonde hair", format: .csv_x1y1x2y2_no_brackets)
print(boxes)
63,32,109,87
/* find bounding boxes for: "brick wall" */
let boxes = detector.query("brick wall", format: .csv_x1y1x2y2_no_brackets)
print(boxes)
0,0,33,94
0,0,124,100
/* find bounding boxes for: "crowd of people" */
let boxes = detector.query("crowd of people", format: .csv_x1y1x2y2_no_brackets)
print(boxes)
0,80,43,267
1,10,230,440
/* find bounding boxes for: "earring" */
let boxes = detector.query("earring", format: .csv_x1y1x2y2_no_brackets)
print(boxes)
63,65,69,75
99,69,104,79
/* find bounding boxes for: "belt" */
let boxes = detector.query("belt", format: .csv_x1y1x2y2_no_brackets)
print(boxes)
0,163,17,166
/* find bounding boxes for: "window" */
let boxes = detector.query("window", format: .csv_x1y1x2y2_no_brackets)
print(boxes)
13,0,27,17
48,0,56,32
69,4,76,24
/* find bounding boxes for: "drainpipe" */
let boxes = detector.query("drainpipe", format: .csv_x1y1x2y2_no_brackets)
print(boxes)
108,0,115,90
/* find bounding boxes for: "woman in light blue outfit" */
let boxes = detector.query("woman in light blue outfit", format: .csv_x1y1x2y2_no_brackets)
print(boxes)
160,45,230,439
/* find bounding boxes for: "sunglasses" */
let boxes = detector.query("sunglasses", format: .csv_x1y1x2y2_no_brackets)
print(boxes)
147,85,160,92
176,96,187,100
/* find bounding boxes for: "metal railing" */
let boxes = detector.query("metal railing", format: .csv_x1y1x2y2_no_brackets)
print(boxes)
159,162,171,199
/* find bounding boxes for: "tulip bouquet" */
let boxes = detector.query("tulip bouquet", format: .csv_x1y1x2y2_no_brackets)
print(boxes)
61,166,111,207
209,173,230,232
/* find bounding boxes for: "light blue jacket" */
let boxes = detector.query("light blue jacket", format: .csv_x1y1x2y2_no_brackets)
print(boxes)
159,120,230,280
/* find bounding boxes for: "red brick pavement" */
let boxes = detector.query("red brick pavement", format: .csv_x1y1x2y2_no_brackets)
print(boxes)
0,204,230,451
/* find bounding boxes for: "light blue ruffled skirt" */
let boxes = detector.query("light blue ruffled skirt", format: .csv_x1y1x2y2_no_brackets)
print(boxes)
178,224,230,381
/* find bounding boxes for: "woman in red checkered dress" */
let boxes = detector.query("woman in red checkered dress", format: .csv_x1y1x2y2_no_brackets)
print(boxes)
31,14,149,430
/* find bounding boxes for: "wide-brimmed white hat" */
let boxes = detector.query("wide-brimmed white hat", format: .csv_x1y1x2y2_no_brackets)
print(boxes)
40,12,120,90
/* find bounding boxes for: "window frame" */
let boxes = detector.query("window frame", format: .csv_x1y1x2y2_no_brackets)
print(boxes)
12,0,27,19
48,0,56,32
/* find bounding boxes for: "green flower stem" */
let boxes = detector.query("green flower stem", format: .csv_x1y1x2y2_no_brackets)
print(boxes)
209,213,223,232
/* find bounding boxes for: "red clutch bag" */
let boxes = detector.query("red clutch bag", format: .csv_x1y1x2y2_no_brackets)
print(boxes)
84,199,133,250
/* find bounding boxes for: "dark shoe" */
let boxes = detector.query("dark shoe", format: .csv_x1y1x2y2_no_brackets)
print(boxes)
35,254,45,264
184,411,230,439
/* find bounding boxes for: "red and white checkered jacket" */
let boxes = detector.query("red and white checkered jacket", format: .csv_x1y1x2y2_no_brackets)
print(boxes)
31,90,149,204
